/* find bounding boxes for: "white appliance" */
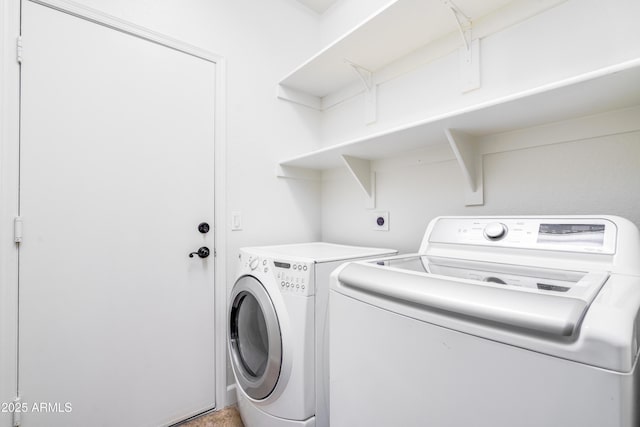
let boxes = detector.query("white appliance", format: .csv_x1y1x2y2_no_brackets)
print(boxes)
330,216,640,427
228,242,397,427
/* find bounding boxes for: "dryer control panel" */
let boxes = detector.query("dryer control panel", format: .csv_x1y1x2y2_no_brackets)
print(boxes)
239,251,314,296
273,260,313,296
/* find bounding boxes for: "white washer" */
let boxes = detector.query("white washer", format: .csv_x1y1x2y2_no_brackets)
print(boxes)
228,242,397,427
330,216,640,427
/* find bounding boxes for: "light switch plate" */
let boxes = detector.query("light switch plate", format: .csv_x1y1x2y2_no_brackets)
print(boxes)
372,211,389,231
231,211,242,231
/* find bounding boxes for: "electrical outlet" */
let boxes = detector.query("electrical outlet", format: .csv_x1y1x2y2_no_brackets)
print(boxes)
372,211,389,231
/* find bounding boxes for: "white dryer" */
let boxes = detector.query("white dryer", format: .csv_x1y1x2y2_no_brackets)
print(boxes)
228,242,397,427
330,216,640,427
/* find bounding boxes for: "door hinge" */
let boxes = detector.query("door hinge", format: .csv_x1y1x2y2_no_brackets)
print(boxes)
12,396,21,427
16,36,23,64
14,216,23,243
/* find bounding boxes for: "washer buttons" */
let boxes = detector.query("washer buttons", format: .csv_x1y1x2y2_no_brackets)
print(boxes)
303,265,307,271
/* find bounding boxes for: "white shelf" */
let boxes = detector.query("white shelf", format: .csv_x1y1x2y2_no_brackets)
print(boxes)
279,59,640,170
277,0,639,206
277,0,569,106
280,0,512,98
278,59,640,205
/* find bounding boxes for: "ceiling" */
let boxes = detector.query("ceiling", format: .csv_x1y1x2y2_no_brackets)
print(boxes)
296,0,340,14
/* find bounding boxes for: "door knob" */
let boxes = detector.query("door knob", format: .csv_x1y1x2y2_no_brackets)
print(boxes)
198,222,210,233
189,247,210,258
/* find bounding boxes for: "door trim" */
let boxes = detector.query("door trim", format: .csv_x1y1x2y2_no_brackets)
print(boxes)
0,0,21,418
27,0,220,63
0,0,230,416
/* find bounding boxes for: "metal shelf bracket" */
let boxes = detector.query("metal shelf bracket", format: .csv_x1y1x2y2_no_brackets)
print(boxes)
443,0,472,50
344,59,377,124
443,0,480,93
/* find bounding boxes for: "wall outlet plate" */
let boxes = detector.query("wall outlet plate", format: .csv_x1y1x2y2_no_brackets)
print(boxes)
372,211,389,231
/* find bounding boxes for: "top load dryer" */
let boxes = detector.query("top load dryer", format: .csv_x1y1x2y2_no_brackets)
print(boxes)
330,216,640,427
229,242,397,427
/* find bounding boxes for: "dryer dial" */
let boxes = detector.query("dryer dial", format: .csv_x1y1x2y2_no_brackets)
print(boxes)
249,257,260,270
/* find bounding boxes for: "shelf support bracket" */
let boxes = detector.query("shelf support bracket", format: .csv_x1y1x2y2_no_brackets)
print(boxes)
443,0,480,93
444,0,472,50
445,128,483,206
341,155,376,209
344,59,377,125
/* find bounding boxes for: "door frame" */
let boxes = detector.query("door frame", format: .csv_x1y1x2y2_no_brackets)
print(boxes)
0,0,229,422
0,1,21,424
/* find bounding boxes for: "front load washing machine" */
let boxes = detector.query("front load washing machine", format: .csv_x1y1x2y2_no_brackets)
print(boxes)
228,242,397,427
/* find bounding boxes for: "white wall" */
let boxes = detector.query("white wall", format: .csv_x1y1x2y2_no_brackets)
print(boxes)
0,0,324,417
319,0,393,46
318,0,640,252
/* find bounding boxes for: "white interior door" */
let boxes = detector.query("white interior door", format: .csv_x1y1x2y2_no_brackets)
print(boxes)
18,2,216,426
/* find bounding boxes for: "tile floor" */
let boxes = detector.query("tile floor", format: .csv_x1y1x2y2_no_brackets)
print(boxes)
178,406,244,427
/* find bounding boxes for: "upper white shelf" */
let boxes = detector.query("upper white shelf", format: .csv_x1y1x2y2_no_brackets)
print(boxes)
279,59,640,170
279,0,520,99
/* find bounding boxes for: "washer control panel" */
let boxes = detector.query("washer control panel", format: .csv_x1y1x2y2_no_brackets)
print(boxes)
273,260,313,296
428,217,617,254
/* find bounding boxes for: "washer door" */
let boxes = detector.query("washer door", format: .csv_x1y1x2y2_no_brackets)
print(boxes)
229,275,282,400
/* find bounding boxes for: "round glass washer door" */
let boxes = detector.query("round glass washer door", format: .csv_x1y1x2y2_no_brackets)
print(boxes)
229,275,282,400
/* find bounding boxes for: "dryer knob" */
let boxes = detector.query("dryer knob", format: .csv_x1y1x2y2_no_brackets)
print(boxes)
484,222,507,240
249,257,260,270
